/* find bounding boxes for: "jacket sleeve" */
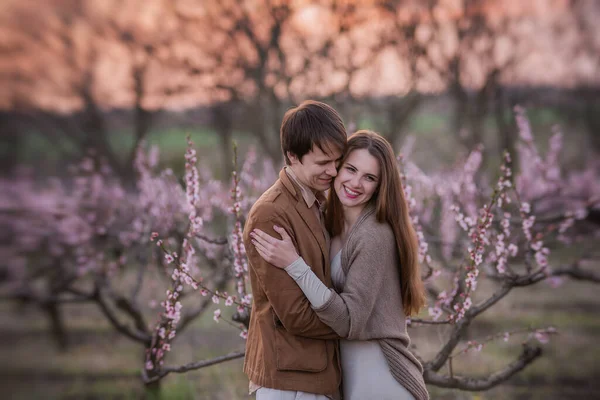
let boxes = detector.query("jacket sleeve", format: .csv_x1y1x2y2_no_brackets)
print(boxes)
244,203,340,340
313,224,397,340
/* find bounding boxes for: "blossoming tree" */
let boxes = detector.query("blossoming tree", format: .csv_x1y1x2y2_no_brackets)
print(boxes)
3,109,598,394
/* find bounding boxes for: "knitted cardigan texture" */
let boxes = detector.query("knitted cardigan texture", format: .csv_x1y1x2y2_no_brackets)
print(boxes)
313,205,429,400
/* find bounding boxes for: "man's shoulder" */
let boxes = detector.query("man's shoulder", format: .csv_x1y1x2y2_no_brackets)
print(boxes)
248,180,291,222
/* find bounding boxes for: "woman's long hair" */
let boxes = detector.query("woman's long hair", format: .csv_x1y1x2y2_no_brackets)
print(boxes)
325,130,426,316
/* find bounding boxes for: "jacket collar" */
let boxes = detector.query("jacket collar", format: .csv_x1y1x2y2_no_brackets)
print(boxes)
284,167,319,209
279,169,328,259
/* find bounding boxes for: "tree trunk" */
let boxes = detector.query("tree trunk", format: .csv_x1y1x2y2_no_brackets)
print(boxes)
144,378,162,400
385,92,422,150
213,104,234,179
494,87,519,171
79,88,127,181
0,111,19,176
248,101,282,166
43,302,68,351
125,65,154,184
580,87,600,154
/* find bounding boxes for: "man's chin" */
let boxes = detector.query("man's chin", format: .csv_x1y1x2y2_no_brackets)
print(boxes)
315,182,331,191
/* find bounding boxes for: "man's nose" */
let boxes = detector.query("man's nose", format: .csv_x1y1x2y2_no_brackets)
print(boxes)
326,162,337,177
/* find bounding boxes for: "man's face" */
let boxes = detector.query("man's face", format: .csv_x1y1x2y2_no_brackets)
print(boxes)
288,144,343,193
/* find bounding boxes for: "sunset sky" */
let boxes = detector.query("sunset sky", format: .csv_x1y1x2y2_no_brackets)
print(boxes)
0,0,597,112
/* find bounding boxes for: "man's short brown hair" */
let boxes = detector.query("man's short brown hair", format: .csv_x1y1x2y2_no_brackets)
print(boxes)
280,100,347,165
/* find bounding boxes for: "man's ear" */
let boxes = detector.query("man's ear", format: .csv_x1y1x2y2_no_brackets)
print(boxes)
287,151,300,165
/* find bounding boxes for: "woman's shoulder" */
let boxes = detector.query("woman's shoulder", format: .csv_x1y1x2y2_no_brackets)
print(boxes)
360,211,393,235
350,212,394,248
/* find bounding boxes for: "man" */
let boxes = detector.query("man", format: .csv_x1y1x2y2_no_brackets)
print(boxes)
243,100,347,399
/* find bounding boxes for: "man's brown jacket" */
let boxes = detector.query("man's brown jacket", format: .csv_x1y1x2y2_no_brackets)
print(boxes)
242,169,341,395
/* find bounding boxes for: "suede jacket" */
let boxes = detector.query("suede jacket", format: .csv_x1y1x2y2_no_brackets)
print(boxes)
242,169,341,395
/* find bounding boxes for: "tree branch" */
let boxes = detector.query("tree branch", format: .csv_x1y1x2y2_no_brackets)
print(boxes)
427,318,472,372
177,257,231,334
142,350,245,383
114,294,149,336
410,318,452,326
469,283,513,318
93,285,150,344
552,263,600,283
195,233,228,245
424,344,542,390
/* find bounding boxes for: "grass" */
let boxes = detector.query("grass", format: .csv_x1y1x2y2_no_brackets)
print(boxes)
18,105,594,182
2,271,598,399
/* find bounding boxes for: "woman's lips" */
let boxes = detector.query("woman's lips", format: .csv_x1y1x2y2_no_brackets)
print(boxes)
343,185,361,199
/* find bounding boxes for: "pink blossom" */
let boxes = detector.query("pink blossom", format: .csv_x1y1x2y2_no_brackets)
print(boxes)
534,331,549,344
574,208,588,220
534,251,548,269
508,244,518,257
558,218,574,234
468,341,483,352
213,309,221,322
463,297,472,310
495,235,505,256
546,276,564,288
428,306,443,321
496,258,507,274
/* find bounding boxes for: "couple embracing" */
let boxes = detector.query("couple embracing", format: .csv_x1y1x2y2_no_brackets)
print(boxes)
242,100,429,400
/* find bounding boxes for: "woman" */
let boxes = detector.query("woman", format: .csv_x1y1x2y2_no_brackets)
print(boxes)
250,130,429,400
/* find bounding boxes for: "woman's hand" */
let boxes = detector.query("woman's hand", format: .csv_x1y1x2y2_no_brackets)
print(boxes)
250,225,299,269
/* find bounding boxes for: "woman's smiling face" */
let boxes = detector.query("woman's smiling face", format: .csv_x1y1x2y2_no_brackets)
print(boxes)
334,148,380,210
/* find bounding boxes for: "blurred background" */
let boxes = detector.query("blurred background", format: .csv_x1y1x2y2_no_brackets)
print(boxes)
1,0,599,399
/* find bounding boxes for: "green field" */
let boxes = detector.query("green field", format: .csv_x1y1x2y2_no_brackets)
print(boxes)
18,106,594,181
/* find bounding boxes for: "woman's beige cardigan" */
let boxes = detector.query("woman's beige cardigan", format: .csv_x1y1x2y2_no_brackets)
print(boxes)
313,205,429,400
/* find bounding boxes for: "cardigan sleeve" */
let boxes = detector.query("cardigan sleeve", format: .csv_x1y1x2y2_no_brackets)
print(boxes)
313,223,398,339
285,257,333,308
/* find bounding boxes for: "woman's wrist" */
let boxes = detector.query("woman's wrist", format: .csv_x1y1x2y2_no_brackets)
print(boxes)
284,256,309,280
